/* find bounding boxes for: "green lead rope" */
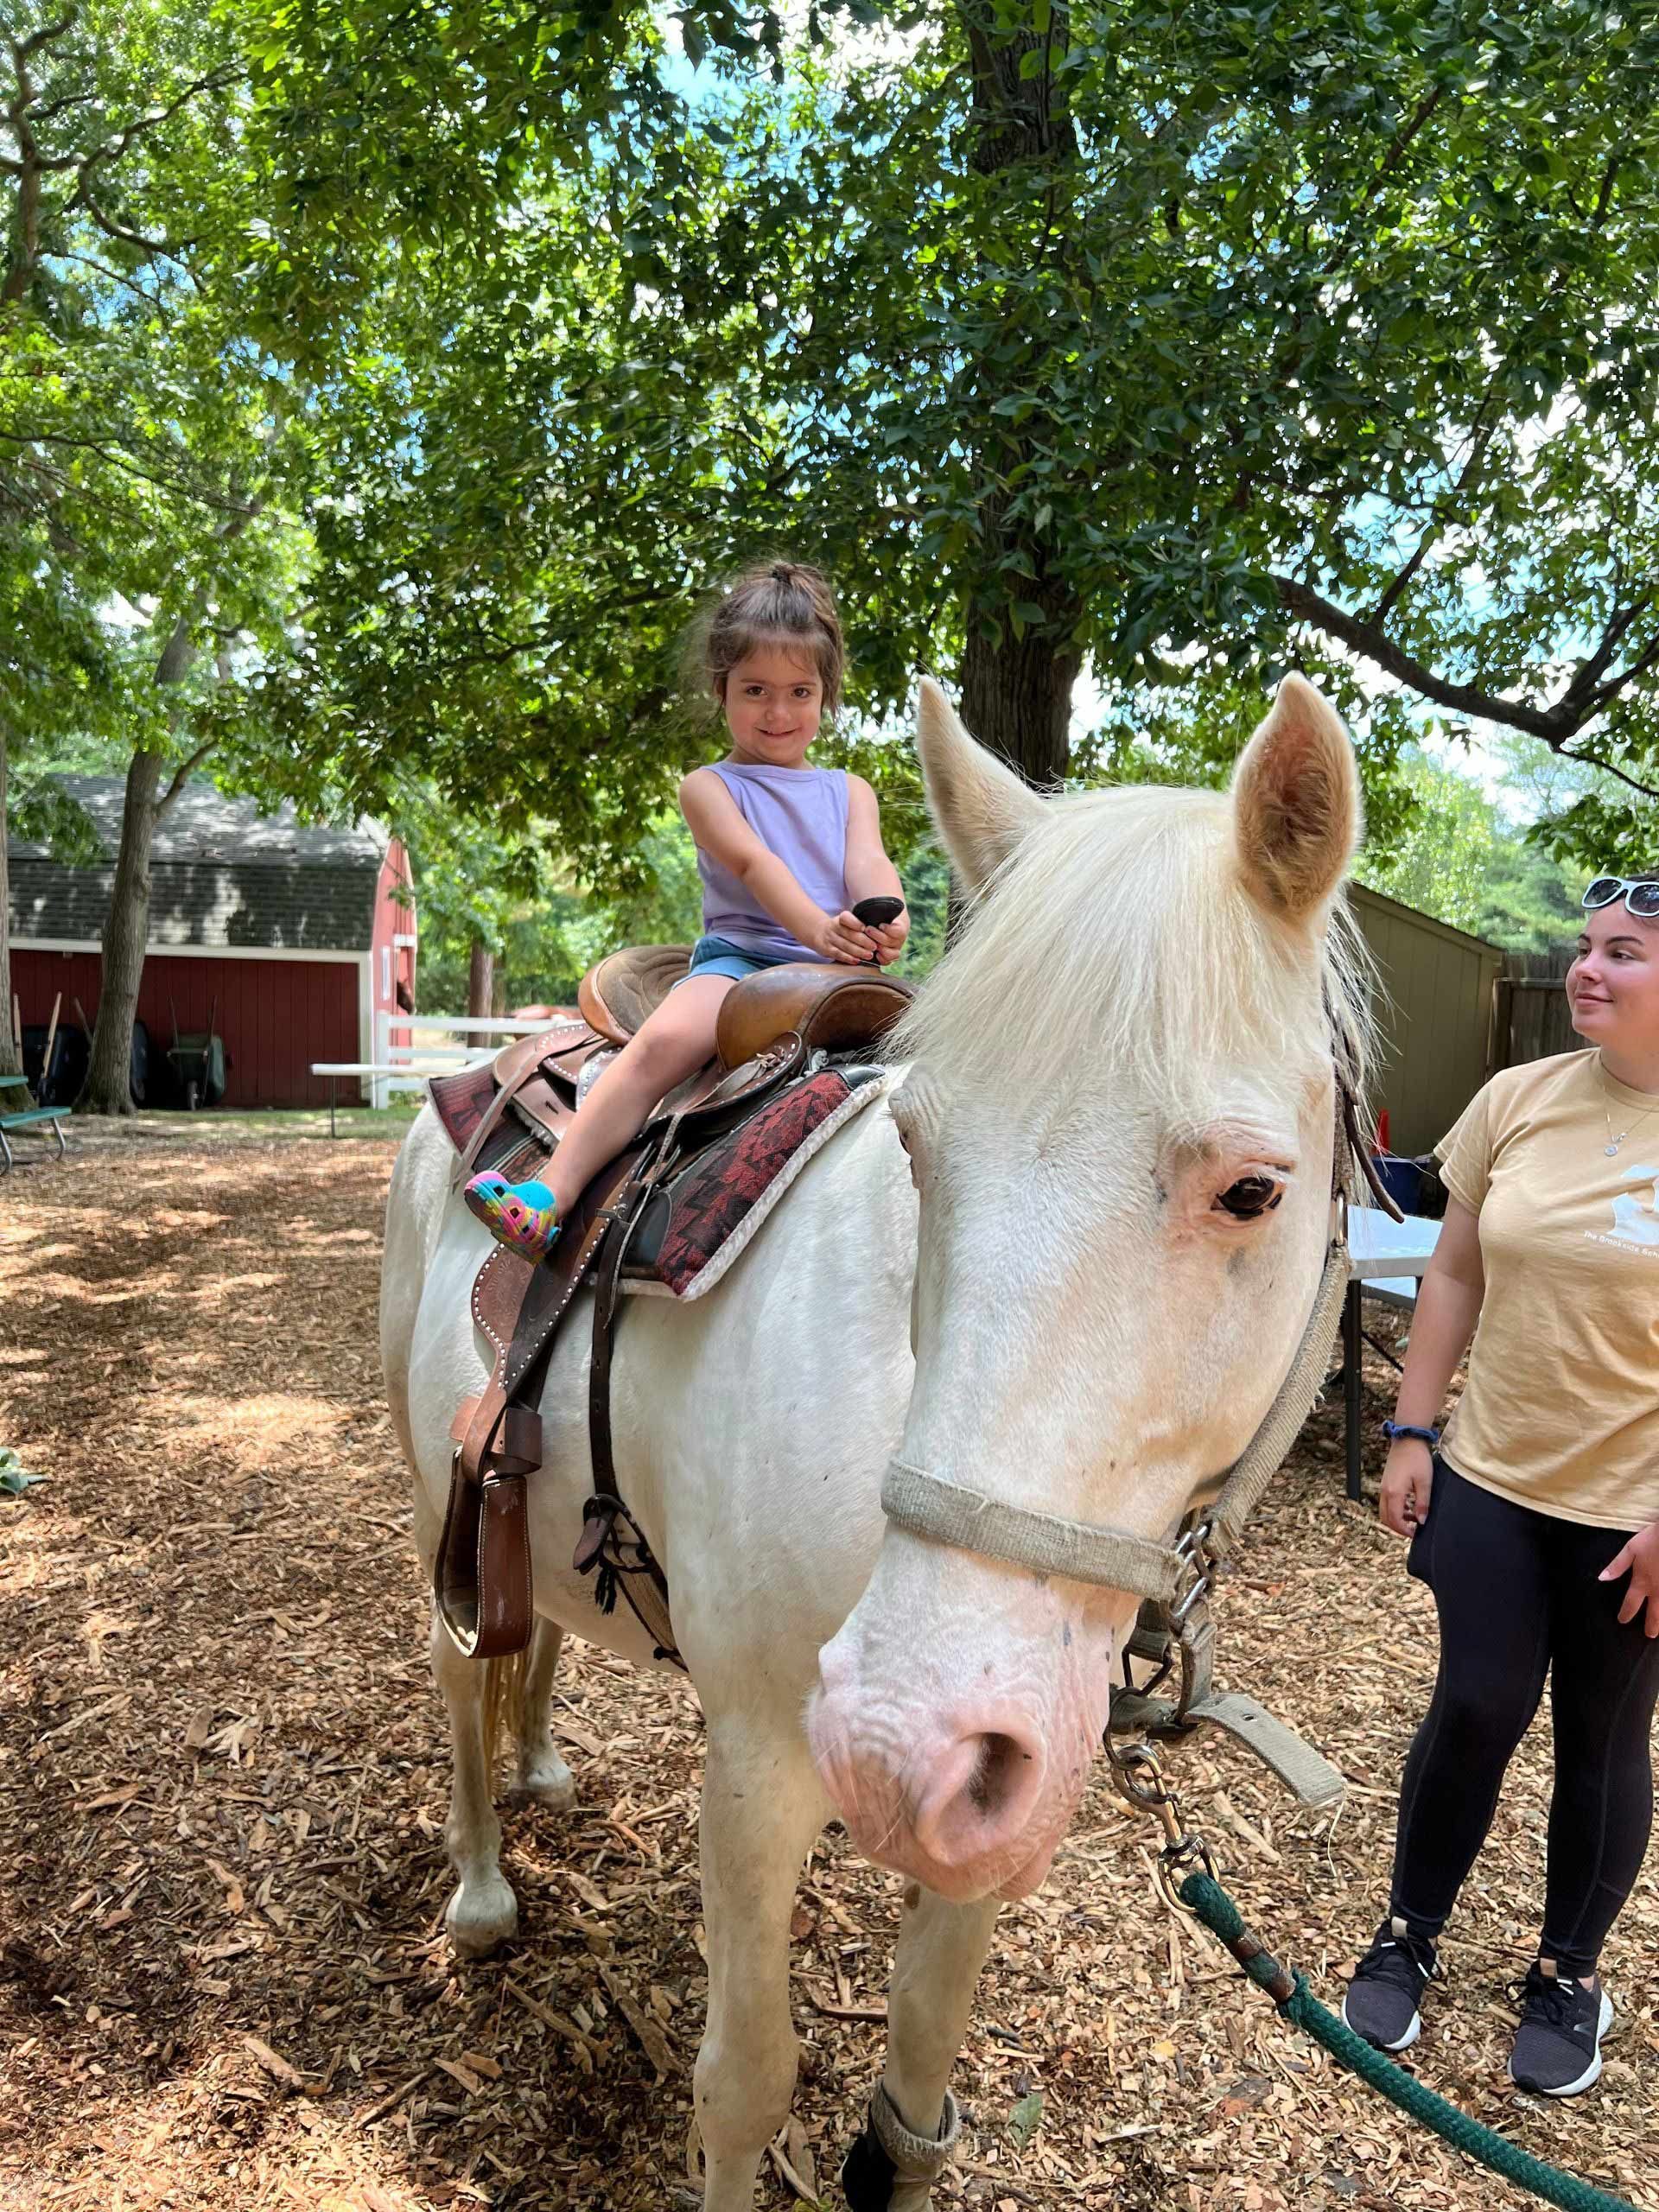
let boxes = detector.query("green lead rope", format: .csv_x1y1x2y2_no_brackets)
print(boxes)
1178,1872,1643,2212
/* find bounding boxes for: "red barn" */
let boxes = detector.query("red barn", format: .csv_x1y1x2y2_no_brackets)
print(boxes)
8,778,416,1109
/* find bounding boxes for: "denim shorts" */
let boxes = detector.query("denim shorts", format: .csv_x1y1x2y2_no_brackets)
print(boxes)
680,933,796,984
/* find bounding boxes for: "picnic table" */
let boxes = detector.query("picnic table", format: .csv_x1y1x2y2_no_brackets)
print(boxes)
1339,1204,1443,1501
311,1016,563,1133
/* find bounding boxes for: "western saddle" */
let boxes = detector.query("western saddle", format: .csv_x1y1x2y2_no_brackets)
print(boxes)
431,946,914,1666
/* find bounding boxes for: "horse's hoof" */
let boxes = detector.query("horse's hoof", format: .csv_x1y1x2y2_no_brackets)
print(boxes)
513,1753,577,1812
446,1876,518,1957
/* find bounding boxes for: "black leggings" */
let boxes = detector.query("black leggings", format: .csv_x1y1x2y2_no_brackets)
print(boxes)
1391,1461,1659,1980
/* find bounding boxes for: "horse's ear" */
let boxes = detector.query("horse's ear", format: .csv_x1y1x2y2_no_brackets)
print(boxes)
916,677,1048,896
1231,673,1361,923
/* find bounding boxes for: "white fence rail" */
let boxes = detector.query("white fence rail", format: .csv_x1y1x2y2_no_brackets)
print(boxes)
365,1011,568,1109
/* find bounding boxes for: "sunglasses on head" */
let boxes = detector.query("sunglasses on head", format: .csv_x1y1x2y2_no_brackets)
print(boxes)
1582,875,1659,918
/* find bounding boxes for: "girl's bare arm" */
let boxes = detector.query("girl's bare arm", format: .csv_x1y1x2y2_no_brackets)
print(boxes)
843,776,908,963
680,772,874,963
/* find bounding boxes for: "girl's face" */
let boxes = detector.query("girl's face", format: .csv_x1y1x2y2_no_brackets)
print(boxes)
1567,901,1659,1057
722,645,824,768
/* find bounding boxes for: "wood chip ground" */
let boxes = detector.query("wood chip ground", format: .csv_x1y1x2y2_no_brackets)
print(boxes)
2,1129,1654,2210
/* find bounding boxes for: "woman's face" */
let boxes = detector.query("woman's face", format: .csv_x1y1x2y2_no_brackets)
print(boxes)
721,645,824,768
1567,899,1659,1054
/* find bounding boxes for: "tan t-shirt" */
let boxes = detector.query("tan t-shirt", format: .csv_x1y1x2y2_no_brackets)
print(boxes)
1434,1049,1659,1529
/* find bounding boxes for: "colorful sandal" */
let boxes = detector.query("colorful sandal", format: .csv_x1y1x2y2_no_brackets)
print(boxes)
462,1171,561,1262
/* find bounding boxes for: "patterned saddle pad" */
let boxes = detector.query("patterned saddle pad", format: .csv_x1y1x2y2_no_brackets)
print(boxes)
621,1063,889,1300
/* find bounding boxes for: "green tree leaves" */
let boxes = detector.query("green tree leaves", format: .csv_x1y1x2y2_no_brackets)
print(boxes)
11,0,1659,922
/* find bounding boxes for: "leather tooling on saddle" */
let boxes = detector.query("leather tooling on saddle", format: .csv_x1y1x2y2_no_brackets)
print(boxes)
424,950,913,1667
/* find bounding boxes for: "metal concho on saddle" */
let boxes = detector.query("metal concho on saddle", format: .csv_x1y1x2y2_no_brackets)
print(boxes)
426,947,915,1667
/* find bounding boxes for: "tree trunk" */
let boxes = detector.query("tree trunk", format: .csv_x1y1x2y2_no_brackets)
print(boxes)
79,617,203,1115
0,727,19,1079
952,0,1084,790
960,623,1080,790
79,748,166,1114
467,941,494,1021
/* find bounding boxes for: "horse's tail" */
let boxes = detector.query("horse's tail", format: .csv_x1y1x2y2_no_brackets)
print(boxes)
481,1643,530,1777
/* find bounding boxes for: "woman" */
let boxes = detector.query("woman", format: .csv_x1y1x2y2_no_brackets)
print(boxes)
1343,875,1659,2096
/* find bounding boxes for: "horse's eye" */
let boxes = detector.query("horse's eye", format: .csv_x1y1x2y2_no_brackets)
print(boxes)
1215,1174,1282,1220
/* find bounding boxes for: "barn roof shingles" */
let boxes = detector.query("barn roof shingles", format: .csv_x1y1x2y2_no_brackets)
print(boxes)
8,778,394,955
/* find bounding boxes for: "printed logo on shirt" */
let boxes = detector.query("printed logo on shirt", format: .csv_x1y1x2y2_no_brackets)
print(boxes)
1586,1164,1659,1255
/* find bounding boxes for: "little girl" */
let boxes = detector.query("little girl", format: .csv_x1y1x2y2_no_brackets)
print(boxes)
463,561,909,1262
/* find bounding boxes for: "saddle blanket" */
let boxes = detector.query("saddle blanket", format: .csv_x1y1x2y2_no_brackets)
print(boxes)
622,1065,887,1300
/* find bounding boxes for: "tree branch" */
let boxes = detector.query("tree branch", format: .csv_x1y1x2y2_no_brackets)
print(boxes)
12,15,76,67
1554,594,1654,713
1591,157,1620,228
0,426,262,514
420,582,685,671
1554,746,1659,802
159,738,215,813
77,65,240,178
28,85,103,128
73,187,190,257
1273,573,1659,749
44,245,168,308
1322,88,1446,278
1588,626,1659,718
1365,379,1508,626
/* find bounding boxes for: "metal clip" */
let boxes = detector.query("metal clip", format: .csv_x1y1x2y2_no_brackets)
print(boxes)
1169,1516,1216,1626
1107,1730,1217,1913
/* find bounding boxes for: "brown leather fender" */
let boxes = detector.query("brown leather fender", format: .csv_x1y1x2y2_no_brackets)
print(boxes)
716,963,913,1070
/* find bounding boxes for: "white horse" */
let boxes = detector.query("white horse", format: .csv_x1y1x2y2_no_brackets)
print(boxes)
381,671,1366,2210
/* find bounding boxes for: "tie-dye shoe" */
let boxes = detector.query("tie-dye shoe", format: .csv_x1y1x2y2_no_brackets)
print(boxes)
462,1171,561,1262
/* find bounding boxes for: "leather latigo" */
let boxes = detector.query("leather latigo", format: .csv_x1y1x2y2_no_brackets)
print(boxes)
437,1393,541,1660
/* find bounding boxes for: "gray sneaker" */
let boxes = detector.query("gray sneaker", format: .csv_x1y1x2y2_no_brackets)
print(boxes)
1341,1916,1438,2051
1509,1964,1614,2097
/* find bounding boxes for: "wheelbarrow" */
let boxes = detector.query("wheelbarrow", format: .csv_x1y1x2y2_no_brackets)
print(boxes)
168,995,227,1110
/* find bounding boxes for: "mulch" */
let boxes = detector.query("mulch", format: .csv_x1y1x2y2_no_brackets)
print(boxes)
1,1129,1654,2212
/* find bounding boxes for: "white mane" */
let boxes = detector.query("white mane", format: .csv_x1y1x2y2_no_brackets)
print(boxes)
891,782,1374,1116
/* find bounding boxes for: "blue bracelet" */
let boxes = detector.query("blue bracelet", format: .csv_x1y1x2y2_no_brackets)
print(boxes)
1382,1421,1440,1449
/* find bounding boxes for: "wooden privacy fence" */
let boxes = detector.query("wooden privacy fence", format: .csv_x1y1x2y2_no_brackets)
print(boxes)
1345,892,1583,1155
1347,886,1504,1158
1493,950,1578,1071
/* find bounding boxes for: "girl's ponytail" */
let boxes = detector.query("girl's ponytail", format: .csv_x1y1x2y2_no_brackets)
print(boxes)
695,560,846,712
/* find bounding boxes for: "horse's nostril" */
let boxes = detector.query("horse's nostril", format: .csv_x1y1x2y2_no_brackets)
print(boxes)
909,1720,1046,1870
965,1732,1027,1818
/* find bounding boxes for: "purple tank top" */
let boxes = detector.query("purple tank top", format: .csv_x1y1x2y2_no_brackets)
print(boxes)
696,760,851,963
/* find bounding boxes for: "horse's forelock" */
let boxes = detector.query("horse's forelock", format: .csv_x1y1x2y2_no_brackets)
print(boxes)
890,784,1373,1116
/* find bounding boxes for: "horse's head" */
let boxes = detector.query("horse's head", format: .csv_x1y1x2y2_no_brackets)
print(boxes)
808,673,1365,1901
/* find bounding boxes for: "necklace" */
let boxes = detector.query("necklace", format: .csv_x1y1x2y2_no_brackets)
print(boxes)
1600,1069,1659,1158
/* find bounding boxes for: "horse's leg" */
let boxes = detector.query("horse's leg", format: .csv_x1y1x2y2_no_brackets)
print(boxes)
513,1616,576,1809
842,1885,1001,2211
696,1724,828,2212
429,1610,518,1955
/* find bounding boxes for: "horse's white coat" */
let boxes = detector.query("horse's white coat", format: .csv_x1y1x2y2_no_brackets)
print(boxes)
379,672,1363,2209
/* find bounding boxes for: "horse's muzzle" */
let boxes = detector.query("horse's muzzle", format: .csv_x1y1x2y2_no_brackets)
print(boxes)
807,1632,1099,1902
